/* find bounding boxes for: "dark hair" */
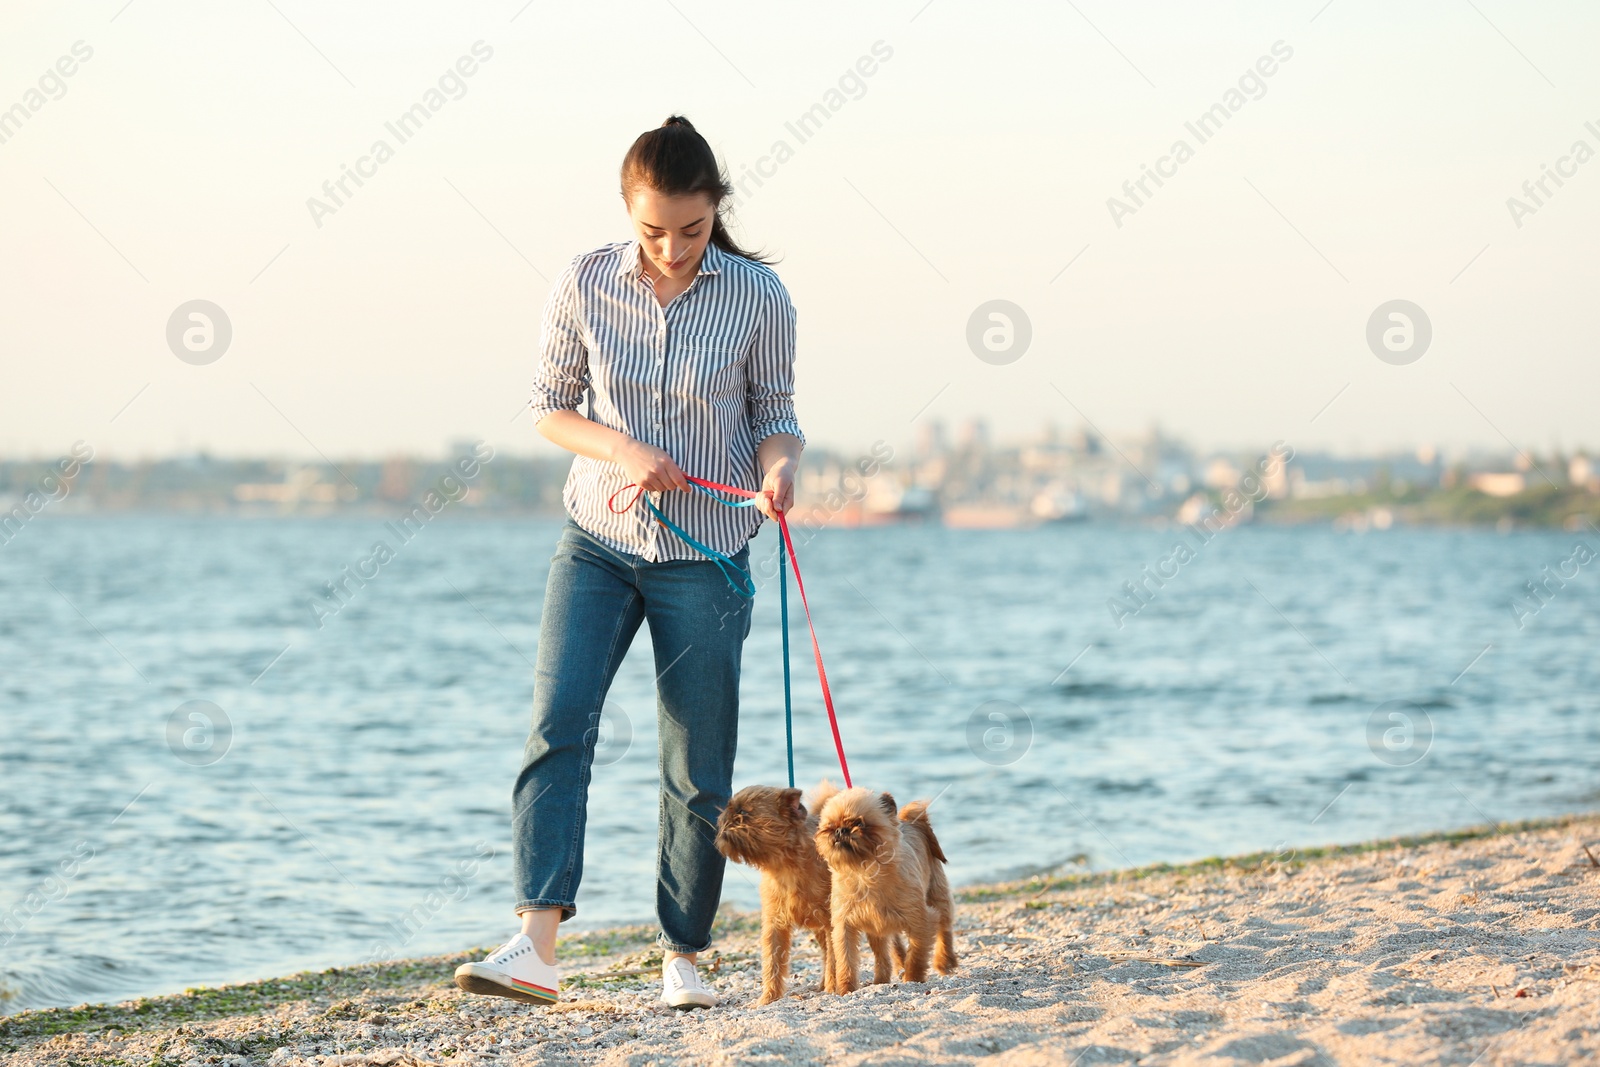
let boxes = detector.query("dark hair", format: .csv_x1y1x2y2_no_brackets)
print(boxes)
620,115,776,265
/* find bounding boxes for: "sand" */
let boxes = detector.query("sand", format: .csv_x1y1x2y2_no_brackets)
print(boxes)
5,814,1598,1066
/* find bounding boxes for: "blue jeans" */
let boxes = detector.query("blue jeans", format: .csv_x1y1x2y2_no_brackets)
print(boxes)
512,516,754,954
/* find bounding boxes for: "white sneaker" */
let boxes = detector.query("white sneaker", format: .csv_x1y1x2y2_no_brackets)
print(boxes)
454,932,559,1005
659,955,716,1009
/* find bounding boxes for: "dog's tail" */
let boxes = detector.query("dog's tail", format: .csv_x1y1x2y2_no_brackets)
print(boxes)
903,799,958,974
897,799,948,864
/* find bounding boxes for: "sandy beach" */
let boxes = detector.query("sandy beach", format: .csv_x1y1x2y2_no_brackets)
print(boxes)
5,814,1597,1066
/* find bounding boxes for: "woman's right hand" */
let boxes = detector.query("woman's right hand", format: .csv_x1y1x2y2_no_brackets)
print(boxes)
615,438,690,494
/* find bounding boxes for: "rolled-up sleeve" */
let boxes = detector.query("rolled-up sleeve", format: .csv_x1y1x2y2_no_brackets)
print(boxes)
528,257,590,426
745,275,806,446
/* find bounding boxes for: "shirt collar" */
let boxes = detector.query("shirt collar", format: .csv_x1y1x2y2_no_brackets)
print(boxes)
617,237,724,279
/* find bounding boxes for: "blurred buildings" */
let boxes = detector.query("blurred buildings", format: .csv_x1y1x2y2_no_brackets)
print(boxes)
2,421,1596,528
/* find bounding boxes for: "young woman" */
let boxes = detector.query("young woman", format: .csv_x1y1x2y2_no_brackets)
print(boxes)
454,116,804,1010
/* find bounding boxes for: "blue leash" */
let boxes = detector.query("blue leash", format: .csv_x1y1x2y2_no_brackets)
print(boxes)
638,487,757,597
637,484,796,788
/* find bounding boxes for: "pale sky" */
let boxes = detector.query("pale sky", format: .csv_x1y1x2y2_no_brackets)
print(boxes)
3,0,1596,463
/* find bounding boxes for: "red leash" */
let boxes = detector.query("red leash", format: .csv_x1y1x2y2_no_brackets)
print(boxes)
608,474,852,788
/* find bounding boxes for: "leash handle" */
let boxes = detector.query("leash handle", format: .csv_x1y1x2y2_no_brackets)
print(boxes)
606,479,758,598
607,473,852,788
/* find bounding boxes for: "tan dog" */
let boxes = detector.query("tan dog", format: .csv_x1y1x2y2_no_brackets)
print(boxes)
714,781,842,1003
814,787,957,993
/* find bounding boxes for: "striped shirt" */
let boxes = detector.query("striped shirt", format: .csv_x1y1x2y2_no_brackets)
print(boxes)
528,237,806,562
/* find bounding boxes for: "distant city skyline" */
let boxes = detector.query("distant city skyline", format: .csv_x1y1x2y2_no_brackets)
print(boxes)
4,2,1597,461
7,415,1589,530
0,413,1583,466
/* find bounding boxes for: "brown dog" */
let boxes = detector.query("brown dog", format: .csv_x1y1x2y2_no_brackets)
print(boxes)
714,781,842,1003
814,787,957,993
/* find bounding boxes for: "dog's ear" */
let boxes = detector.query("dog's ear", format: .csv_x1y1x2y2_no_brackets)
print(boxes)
878,792,898,817
782,787,805,818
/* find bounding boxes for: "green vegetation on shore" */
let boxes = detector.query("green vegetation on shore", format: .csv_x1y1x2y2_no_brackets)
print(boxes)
1259,483,1600,529
958,812,1599,902
0,925,648,1046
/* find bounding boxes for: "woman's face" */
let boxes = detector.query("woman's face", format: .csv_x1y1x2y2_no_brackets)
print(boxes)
627,189,715,282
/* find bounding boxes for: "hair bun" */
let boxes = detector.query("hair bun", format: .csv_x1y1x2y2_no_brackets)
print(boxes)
621,115,775,264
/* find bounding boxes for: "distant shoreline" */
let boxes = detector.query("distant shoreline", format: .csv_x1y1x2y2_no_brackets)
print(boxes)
9,501,1599,530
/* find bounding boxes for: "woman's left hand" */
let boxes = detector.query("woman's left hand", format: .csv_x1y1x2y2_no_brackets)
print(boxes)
756,458,796,522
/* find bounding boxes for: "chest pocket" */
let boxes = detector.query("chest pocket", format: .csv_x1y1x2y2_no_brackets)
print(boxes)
673,332,745,401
